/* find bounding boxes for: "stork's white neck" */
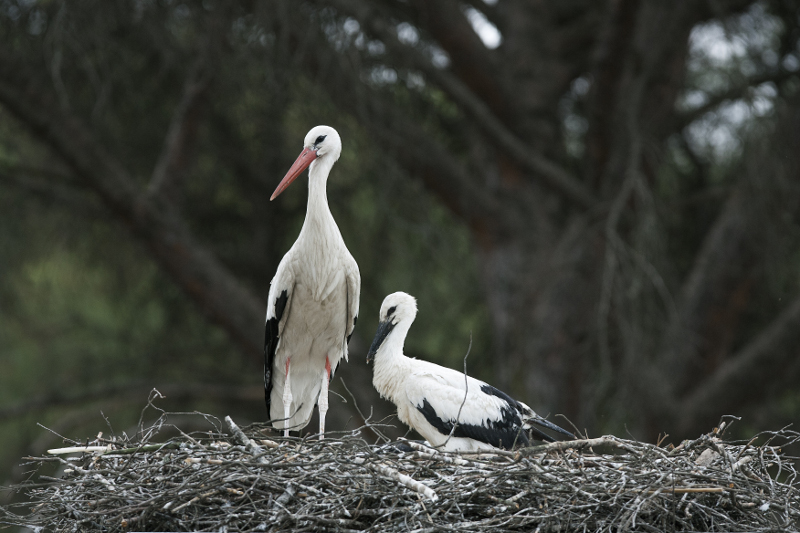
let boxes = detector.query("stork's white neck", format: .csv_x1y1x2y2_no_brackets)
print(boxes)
380,321,413,359
372,320,414,404
305,155,336,223
296,154,345,257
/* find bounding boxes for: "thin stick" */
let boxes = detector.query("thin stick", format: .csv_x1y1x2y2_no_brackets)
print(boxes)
441,333,472,450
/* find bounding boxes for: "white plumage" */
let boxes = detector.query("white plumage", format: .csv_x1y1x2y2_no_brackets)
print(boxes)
265,125,360,439
367,292,574,451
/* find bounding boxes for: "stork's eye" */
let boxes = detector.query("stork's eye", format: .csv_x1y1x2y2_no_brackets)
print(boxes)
387,306,397,317
315,135,327,145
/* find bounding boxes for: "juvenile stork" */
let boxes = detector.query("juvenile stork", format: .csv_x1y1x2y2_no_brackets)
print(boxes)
265,125,360,439
367,292,574,451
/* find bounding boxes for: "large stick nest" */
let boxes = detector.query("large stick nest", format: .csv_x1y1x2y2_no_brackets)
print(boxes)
1,408,798,532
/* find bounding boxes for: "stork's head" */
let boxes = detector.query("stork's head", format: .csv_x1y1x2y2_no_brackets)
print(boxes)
270,125,342,201
366,292,418,364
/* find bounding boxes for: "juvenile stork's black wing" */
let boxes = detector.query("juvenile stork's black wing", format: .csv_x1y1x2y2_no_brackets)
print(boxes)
406,370,531,450
406,368,574,449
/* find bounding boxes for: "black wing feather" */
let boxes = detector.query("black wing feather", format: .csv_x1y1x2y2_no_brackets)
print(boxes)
479,384,525,411
414,383,567,449
346,315,357,344
331,316,357,383
265,290,289,413
481,384,563,442
415,398,530,450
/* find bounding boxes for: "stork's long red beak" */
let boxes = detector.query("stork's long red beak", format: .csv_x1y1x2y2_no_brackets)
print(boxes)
270,147,318,201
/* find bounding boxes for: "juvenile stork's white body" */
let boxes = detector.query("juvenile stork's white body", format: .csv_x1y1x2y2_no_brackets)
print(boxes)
265,126,360,438
367,292,574,451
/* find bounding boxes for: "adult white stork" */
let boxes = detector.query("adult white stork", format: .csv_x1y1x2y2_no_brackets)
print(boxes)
265,125,360,439
367,292,574,451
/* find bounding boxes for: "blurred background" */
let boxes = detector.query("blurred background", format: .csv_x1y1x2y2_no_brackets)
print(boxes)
1,0,800,487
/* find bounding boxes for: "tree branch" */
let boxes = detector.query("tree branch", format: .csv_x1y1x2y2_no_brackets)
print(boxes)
677,295,800,435
584,0,641,188
328,0,597,209
147,55,212,203
405,0,502,108
677,69,798,131
0,53,265,364
651,186,757,412
362,97,514,234
651,101,800,436
0,165,102,214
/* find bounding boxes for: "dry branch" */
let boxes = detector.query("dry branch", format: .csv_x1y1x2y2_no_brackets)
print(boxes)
362,461,438,502
147,54,211,201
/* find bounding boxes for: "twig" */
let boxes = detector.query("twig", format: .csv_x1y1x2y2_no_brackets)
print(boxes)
441,333,472,450
340,377,391,443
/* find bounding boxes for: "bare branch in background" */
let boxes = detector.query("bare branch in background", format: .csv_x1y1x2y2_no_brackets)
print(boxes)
656,187,757,405
678,295,800,434
677,69,798,131
405,0,503,108
584,0,641,188
147,56,212,204
0,166,102,214
329,0,597,208
0,53,265,364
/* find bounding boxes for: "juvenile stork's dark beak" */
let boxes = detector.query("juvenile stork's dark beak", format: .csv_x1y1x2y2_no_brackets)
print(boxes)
271,146,318,201
533,415,576,440
366,319,395,364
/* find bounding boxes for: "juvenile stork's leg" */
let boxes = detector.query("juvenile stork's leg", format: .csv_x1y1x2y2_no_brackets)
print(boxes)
318,357,331,440
282,358,292,437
